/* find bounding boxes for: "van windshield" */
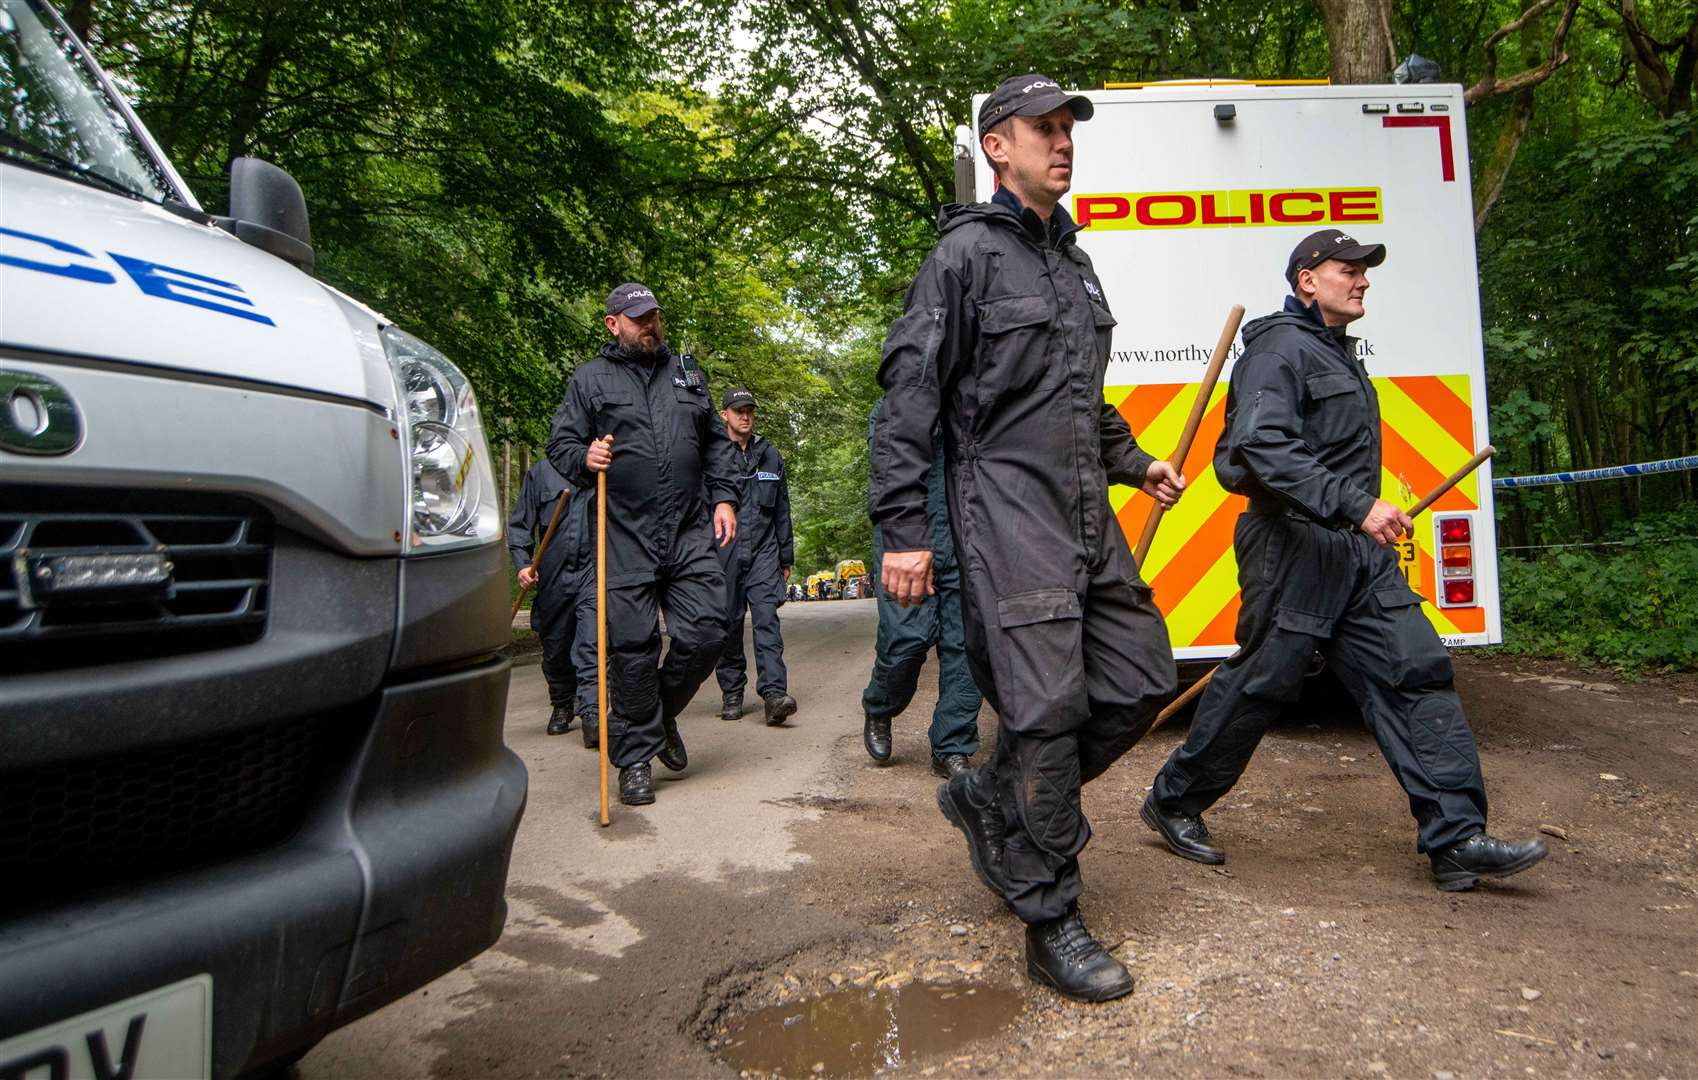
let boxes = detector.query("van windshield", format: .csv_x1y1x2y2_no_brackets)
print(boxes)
0,0,173,202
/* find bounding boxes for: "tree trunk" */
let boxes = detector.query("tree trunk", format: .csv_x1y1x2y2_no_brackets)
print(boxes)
1313,0,1395,84
64,0,95,42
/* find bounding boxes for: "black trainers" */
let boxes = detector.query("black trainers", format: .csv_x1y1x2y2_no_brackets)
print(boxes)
546,706,574,736
864,714,892,763
721,693,743,722
1140,793,1225,865
936,771,1007,896
619,762,655,805
581,714,599,750
763,692,798,726
1025,905,1134,1003
930,753,972,779
657,714,688,771
1429,832,1548,891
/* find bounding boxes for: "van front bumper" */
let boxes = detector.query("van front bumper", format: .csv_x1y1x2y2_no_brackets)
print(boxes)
0,656,526,1078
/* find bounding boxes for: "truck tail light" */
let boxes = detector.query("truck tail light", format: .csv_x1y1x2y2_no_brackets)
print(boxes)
1434,513,1477,608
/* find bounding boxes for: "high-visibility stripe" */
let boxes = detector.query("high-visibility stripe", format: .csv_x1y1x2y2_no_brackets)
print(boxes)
1151,492,1244,602
1165,541,1244,645
1393,375,1474,452
1115,384,1187,440
1195,591,1242,648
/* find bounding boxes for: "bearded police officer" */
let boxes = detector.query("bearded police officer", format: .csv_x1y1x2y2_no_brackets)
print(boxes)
548,282,738,806
508,458,599,745
872,74,1187,1002
714,387,799,725
1141,231,1547,891
862,398,983,777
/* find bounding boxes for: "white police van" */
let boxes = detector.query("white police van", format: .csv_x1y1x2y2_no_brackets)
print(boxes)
0,2,526,1075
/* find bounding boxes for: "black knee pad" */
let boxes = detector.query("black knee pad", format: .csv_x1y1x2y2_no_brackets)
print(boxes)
1012,736,1087,860
617,656,659,719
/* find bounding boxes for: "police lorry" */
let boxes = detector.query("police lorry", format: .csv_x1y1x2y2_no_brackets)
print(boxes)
962,79,1502,661
1,1,526,1075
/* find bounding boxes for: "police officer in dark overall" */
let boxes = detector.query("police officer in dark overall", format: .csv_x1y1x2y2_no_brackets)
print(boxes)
1141,231,1547,891
862,399,983,777
507,459,599,746
714,387,799,725
872,75,1187,1002
548,282,739,806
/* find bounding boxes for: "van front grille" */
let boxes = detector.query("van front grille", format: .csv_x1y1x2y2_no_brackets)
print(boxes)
0,711,345,914
0,486,273,671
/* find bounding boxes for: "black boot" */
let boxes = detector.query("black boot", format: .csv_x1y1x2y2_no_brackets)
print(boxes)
863,714,892,763
721,693,743,722
581,714,599,750
930,752,971,779
935,771,1007,896
763,692,798,726
1025,905,1134,1003
546,705,575,736
1140,794,1225,865
657,713,688,771
1429,833,1548,891
619,762,655,806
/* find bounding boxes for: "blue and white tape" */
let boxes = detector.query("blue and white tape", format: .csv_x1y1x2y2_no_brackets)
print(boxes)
1493,455,1698,490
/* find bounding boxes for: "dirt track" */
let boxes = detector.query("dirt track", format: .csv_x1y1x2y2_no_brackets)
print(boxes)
303,600,1698,1079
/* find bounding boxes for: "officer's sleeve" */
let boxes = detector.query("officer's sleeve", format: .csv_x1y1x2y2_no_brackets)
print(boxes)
507,469,538,573
870,254,969,553
1231,349,1379,525
1099,402,1157,489
700,382,740,508
776,455,795,568
546,374,596,490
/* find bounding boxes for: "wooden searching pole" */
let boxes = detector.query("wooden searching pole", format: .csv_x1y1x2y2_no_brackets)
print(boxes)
597,471,610,827
1134,304,1245,567
511,490,570,620
1146,444,1497,734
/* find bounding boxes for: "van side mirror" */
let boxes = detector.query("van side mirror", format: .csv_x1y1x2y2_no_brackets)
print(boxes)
216,157,315,273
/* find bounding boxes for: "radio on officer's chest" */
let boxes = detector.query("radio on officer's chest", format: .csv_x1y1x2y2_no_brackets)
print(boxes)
674,352,706,393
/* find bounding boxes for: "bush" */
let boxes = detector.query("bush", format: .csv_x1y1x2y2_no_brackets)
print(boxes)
1495,505,1698,673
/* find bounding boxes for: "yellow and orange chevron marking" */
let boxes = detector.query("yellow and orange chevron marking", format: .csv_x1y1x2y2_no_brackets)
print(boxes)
1109,374,1486,655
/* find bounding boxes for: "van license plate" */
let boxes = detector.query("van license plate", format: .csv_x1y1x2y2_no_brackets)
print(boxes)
0,975,211,1080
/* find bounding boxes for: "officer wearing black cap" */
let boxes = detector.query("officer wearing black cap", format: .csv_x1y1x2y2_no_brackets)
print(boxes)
548,282,739,805
871,73,1187,1002
1141,230,1548,892
714,386,798,725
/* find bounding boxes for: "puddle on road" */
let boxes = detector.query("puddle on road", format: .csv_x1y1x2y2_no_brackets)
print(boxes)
718,981,1022,1078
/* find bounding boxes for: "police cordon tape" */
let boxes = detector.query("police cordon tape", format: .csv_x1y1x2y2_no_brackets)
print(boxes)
1493,455,1698,490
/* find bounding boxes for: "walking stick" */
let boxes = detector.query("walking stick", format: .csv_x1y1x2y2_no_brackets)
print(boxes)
511,491,570,620
1146,444,1497,734
597,470,610,827
1134,304,1245,567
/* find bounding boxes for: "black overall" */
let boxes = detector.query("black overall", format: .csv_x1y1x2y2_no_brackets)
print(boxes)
548,342,738,768
1150,297,1488,852
871,189,1177,922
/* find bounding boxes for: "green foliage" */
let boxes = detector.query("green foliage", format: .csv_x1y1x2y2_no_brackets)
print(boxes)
1496,505,1698,673
66,0,1697,671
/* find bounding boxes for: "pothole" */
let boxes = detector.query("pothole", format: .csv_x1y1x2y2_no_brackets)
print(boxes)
716,981,1022,1078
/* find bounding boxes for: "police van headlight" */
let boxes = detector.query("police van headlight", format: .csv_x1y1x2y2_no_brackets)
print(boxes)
382,326,500,553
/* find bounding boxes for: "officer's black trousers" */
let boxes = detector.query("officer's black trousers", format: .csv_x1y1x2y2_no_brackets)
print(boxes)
1152,514,1488,852
958,541,1177,924
533,564,598,719
862,530,981,756
604,544,728,768
715,544,788,700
